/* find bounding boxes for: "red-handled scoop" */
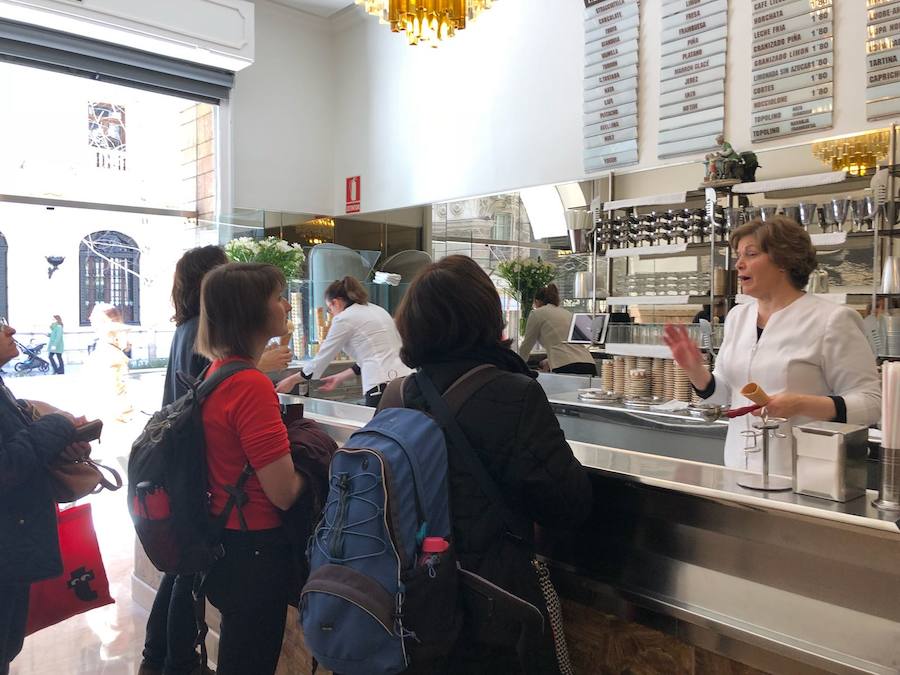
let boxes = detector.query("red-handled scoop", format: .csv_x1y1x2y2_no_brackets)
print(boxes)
725,403,762,419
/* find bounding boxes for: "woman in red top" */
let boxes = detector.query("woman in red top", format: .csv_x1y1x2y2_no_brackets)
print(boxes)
195,262,305,675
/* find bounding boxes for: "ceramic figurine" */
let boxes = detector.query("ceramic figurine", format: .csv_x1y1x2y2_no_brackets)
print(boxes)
702,135,759,187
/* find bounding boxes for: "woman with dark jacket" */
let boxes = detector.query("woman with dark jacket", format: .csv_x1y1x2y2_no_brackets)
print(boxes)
385,255,592,674
0,321,90,675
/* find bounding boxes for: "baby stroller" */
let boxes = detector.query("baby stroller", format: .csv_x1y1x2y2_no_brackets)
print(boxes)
14,340,50,374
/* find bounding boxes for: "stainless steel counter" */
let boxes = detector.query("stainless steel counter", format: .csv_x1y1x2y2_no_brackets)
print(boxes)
292,394,898,534
295,393,900,673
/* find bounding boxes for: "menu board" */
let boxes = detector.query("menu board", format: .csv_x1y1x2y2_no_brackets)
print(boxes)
583,0,640,173
750,0,834,142
657,0,730,159
867,0,900,119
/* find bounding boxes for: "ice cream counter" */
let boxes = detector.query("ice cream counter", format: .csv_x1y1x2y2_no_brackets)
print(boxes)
295,395,900,675
132,392,900,674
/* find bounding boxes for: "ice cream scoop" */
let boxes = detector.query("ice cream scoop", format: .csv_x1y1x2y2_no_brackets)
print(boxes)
740,382,770,407
280,321,294,347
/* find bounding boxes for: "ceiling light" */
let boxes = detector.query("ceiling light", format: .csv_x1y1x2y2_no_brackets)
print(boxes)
355,0,496,46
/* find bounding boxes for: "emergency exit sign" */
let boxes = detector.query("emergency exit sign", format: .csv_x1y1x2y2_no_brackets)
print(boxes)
346,176,360,213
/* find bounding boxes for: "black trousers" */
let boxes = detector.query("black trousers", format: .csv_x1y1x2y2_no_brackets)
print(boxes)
48,353,64,374
0,583,29,675
553,362,597,375
203,529,291,675
142,573,198,675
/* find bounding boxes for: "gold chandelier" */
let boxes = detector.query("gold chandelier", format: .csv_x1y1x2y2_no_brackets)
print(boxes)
812,129,891,176
355,0,496,46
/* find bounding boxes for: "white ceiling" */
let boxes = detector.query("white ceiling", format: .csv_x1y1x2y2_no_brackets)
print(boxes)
269,0,354,18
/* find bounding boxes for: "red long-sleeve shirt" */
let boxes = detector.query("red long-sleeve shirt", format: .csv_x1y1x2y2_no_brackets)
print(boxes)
203,357,290,530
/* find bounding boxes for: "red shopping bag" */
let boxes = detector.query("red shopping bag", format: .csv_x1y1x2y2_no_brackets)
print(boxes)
25,503,114,635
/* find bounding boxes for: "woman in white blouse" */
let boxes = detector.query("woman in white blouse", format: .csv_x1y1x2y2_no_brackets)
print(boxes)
291,276,411,407
663,216,880,475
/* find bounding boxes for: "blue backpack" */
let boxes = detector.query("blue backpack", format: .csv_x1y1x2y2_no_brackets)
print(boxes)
300,366,515,674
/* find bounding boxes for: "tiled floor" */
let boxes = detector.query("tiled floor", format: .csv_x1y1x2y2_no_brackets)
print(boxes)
7,370,166,675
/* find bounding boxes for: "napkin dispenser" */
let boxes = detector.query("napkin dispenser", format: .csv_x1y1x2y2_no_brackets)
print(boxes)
792,421,868,502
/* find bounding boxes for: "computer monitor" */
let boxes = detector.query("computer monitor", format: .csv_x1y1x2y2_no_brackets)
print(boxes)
567,313,609,344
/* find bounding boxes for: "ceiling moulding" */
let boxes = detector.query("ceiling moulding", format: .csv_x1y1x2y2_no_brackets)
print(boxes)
265,0,336,28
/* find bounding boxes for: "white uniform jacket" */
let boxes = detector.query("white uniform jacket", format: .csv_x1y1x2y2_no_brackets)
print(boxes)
302,303,412,393
703,293,881,475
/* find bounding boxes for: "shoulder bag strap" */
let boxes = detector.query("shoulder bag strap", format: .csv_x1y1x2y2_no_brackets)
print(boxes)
416,367,531,541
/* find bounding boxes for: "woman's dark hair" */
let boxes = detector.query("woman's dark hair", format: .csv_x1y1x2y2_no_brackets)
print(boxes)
729,215,817,290
172,245,228,325
53,315,62,325
534,283,560,306
395,255,507,368
325,276,369,306
196,262,285,360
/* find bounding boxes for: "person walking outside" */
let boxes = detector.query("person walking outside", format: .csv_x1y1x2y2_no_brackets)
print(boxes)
47,315,64,375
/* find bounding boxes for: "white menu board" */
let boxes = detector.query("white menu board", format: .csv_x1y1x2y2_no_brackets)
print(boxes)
584,0,640,173
867,0,900,120
750,0,834,142
657,0,730,159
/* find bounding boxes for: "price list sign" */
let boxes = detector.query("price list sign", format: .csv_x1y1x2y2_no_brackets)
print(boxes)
657,0,730,159
750,0,834,142
867,0,900,120
583,0,640,173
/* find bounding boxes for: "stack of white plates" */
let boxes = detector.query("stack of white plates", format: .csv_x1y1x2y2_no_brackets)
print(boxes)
883,314,900,356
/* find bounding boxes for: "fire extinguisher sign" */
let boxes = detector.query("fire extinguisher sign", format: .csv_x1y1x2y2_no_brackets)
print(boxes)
346,176,361,213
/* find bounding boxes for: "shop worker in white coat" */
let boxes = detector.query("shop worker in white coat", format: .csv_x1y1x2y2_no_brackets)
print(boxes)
295,276,411,407
663,216,881,476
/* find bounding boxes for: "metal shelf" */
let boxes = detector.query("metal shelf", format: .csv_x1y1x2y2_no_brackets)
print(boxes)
603,343,672,359
607,295,716,306
730,171,872,199
604,242,726,259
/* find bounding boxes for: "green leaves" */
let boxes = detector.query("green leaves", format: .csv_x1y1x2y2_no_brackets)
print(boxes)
224,236,306,281
496,257,555,296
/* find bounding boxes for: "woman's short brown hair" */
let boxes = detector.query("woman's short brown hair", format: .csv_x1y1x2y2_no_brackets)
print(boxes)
325,276,369,306
729,215,817,290
196,262,285,360
172,245,228,325
534,283,560,306
395,255,507,368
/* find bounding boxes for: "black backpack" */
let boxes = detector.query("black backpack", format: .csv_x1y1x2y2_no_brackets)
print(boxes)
127,361,254,575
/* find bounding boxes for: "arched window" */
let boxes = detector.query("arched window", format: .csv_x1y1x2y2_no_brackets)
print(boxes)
0,232,7,320
79,231,140,326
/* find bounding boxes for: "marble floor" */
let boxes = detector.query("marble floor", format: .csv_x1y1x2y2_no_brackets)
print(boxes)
7,370,166,675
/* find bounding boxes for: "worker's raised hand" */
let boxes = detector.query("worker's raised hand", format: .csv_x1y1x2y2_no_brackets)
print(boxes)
662,324,704,371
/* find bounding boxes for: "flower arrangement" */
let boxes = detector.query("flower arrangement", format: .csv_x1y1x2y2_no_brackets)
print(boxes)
224,236,306,280
495,257,555,332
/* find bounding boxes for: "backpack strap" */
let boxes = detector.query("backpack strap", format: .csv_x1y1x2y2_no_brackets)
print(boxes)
196,359,256,400
415,367,531,542
377,375,407,411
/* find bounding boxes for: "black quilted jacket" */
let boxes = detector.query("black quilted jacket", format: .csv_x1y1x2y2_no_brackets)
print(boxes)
401,359,593,603
0,379,74,584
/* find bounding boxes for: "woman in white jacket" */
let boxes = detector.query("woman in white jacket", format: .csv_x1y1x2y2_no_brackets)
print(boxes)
291,276,411,407
664,216,881,476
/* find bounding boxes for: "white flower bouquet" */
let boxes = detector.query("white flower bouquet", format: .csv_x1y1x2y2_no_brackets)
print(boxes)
224,236,306,280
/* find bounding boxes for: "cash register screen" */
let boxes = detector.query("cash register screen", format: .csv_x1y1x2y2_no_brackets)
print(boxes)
567,313,607,344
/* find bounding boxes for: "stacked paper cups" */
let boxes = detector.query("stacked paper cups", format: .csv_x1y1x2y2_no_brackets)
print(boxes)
878,363,900,509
